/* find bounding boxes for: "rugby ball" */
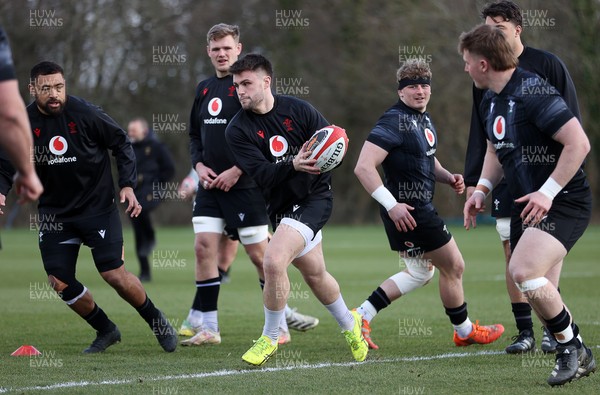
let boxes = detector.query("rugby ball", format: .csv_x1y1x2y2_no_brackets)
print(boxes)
305,125,349,173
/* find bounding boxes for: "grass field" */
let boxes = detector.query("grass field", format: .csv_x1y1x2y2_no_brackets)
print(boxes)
1,224,599,394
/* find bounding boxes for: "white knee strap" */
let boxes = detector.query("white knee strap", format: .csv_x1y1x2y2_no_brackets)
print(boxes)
192,216,225,234
64,286,88,305
238,225,269,245
390,258,435,295
495,217,510,241
516,277,548,292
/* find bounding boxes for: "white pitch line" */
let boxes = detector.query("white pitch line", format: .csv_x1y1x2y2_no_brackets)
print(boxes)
0,350,505,393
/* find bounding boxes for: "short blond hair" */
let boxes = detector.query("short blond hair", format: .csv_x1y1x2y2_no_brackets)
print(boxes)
206,23,240,44
396,59,432,82
458,24,518,71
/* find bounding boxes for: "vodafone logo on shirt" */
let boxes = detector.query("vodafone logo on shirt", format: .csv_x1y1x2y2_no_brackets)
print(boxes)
424,128,435,147
49,136,68,155
208,98,222,116
39,135,77,165
269,135,289,158
493,116,506,140
203,97,227,125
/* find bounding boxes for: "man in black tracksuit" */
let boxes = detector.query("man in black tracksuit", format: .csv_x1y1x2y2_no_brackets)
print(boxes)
25,61,176,354
127,117,175,282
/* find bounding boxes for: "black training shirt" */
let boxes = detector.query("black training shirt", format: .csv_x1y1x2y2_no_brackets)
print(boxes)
480,68,588,200
189,74,255,189
225,95,330,215
367,100,438,215
464,46,581,186
27,95,136,220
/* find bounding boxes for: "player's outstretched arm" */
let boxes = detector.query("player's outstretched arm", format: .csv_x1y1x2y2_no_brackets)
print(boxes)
355,141,416,232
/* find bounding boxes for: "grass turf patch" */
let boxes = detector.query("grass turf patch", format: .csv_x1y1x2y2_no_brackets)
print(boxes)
0,225,598,394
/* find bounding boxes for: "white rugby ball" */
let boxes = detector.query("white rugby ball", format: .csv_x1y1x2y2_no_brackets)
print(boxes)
305,125,349,173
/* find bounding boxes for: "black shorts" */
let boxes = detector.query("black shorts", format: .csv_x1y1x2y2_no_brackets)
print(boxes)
271,194,332,237
223,226,240,241
193,187,268,228
39,208,124,277
380,206,452,254
510,189,592,253
491,181,512,218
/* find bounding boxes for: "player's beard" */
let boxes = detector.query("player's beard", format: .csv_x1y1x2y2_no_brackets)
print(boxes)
240,93,263,112
239,97,253,110
37,96,66,116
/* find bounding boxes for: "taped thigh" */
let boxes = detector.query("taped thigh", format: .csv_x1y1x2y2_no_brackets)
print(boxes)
192,216,226,234
496,217,511,241
238,225,269,245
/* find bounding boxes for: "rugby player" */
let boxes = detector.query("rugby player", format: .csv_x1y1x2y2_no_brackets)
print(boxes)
226,53,368,366
26,61,177,353
460,24,595,386
353,59,504,350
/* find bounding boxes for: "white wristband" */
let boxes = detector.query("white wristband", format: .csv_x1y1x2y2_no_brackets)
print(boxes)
538,177,562,200
477,178,494,192
371,185,397,211
472,190,487,199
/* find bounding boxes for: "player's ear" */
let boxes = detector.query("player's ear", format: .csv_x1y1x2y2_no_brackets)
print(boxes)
480,58,488,73
263,75,271,89
28,82,36,97
236,42,242,55
514,24,522,37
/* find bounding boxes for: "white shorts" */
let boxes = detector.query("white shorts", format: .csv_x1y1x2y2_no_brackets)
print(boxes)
280,217,323,258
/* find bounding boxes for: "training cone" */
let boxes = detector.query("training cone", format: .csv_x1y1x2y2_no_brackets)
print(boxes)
11,345,41,356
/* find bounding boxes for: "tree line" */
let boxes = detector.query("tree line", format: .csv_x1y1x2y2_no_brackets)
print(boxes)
1,0,598,227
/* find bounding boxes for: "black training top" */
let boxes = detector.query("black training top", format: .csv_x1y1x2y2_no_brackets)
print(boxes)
464,46,581,186
480,68,588,200
27,95,136,220
367,100,438,215
189,74,255,190
225,95,330,215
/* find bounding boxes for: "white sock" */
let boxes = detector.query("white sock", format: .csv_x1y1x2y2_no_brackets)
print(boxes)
188,309,203,327
454,318,473,338
284,304,293,318
262,306,284,344
202,310,218,332
357,301,377,323
555,325,574,344
279,312,289,332
324,294,354,331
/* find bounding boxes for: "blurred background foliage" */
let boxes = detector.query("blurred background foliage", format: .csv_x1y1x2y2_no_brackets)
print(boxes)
1,0,598,227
